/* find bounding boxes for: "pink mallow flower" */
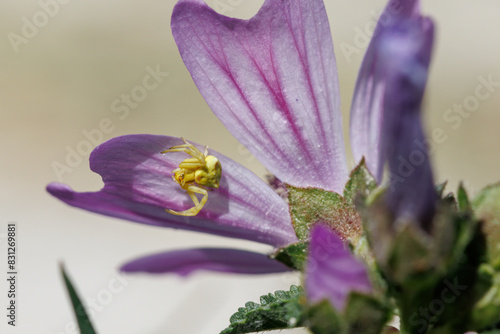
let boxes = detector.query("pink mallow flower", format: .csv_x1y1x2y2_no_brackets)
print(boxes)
47,0,434,284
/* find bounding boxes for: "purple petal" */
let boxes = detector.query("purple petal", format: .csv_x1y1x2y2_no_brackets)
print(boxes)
381,20,437,228
171,0,347,192
349,0,436,228
305,224,371,311
121,248,292,276
47,135,297,247
350,0,425,183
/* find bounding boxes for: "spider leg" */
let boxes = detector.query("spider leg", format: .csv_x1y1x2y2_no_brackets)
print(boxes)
162,140,205,164
165,185,208,216
179,157,205,170
174,138,205,156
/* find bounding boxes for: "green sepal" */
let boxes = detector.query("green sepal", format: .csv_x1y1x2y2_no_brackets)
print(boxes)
351,235,389,296
304,292,389,334
364,194,480,282
287,159,376,242
425,222,489,334
440,183,473,214
362,193,488,333
344,292,390,334
288,185,359,241
435,182,458,207
435,181,448,198
220,285,304,334
272,241,308,270
343,158,377,204
381,327,400,334
473,182,500,266
304,300,345,334
471,264,500,330
60,265,98,334
457,182,472,212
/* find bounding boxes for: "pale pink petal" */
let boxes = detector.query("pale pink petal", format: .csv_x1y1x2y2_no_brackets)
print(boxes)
47,135,298,247
171,0,347,192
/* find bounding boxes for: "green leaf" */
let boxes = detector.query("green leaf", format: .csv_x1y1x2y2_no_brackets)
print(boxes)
220,285,304,334
60,265,98,334
473,182,500,266
272,241,308,270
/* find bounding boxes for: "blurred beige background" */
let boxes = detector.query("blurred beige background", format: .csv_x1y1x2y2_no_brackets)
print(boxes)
0,0,499,333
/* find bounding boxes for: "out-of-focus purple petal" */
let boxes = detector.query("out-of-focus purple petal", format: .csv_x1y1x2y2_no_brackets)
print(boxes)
380,20,436,229
121,248,292,276
47,135,297,247
305,224,371,311
350,0,425,182
349,0,436,228
171,0,347,193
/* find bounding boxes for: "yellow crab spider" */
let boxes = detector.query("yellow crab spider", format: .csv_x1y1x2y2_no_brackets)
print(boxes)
162,138,222,216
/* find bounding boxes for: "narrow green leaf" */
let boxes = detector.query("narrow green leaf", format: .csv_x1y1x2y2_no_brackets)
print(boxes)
60,265,98,334
220,285,304,334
